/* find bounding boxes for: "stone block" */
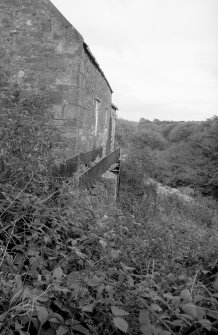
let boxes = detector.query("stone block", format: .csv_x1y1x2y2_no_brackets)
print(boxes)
63,118,77,127
53,32,62,40
40,71,55,84
1,18,11,28
52,105,64,119
29,31,43,40
55,71,82,87
61,125,77,139
62,105,73,119
41,45,54,55
29,59,47,71
63,104,82,119
0,49,7,58
56,40,81,55
41,20,52,33
47,55,67,69
55,72,71,86
47,91,63,105
19,44,31,57
68,87,83,105
69,56,81,71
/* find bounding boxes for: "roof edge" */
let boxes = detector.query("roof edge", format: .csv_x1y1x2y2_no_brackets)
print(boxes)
83,43,113,93
111,103,118,110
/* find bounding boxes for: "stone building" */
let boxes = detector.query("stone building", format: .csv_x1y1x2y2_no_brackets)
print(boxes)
0,0,117,160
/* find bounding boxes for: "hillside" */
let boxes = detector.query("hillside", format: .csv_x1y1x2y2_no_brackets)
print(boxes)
0,98,218,335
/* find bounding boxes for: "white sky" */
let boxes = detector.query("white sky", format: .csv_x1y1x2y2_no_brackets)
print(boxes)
51,0,218,121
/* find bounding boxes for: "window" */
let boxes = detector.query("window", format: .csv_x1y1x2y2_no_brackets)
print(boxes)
94,99,100,135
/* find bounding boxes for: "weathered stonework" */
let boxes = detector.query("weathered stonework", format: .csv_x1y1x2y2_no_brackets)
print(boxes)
0,0,116,160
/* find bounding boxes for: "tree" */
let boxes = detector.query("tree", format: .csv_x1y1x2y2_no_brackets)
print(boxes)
131,130,168,151
115,118,137,150
167,122,198,143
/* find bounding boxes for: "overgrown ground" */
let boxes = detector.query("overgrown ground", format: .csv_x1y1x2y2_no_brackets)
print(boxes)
0,96,218,335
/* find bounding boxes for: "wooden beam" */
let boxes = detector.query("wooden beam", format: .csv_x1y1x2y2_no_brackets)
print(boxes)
79,148,120,189
52,147,103,178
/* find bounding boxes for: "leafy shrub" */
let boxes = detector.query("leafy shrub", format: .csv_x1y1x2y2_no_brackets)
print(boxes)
0,93,65,193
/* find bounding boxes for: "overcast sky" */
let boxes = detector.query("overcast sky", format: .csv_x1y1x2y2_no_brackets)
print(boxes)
51,0,218,122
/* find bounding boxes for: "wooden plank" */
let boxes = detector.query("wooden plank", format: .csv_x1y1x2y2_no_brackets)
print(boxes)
52,147,103,178
80,148,120,188
79,147,103,165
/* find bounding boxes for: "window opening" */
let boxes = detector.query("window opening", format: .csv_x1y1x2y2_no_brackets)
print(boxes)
94,99,100,136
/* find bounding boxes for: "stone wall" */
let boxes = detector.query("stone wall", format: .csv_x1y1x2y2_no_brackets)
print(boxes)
78,45,112,155
0,0,114,160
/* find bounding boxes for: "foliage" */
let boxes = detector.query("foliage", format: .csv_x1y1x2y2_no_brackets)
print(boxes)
167,122,198,143
116,116,218,199
115,118,137,152
1,174,218,335
118,161,218,334
131,130,168,151
0,98,217,335
0,92,67,194
199,116,218,197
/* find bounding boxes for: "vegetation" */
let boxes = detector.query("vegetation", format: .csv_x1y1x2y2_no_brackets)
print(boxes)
116,117,218,199
0,97,217,335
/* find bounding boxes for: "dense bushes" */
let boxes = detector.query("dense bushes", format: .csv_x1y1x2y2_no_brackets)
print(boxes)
0,96,218,335
116,116,218,199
